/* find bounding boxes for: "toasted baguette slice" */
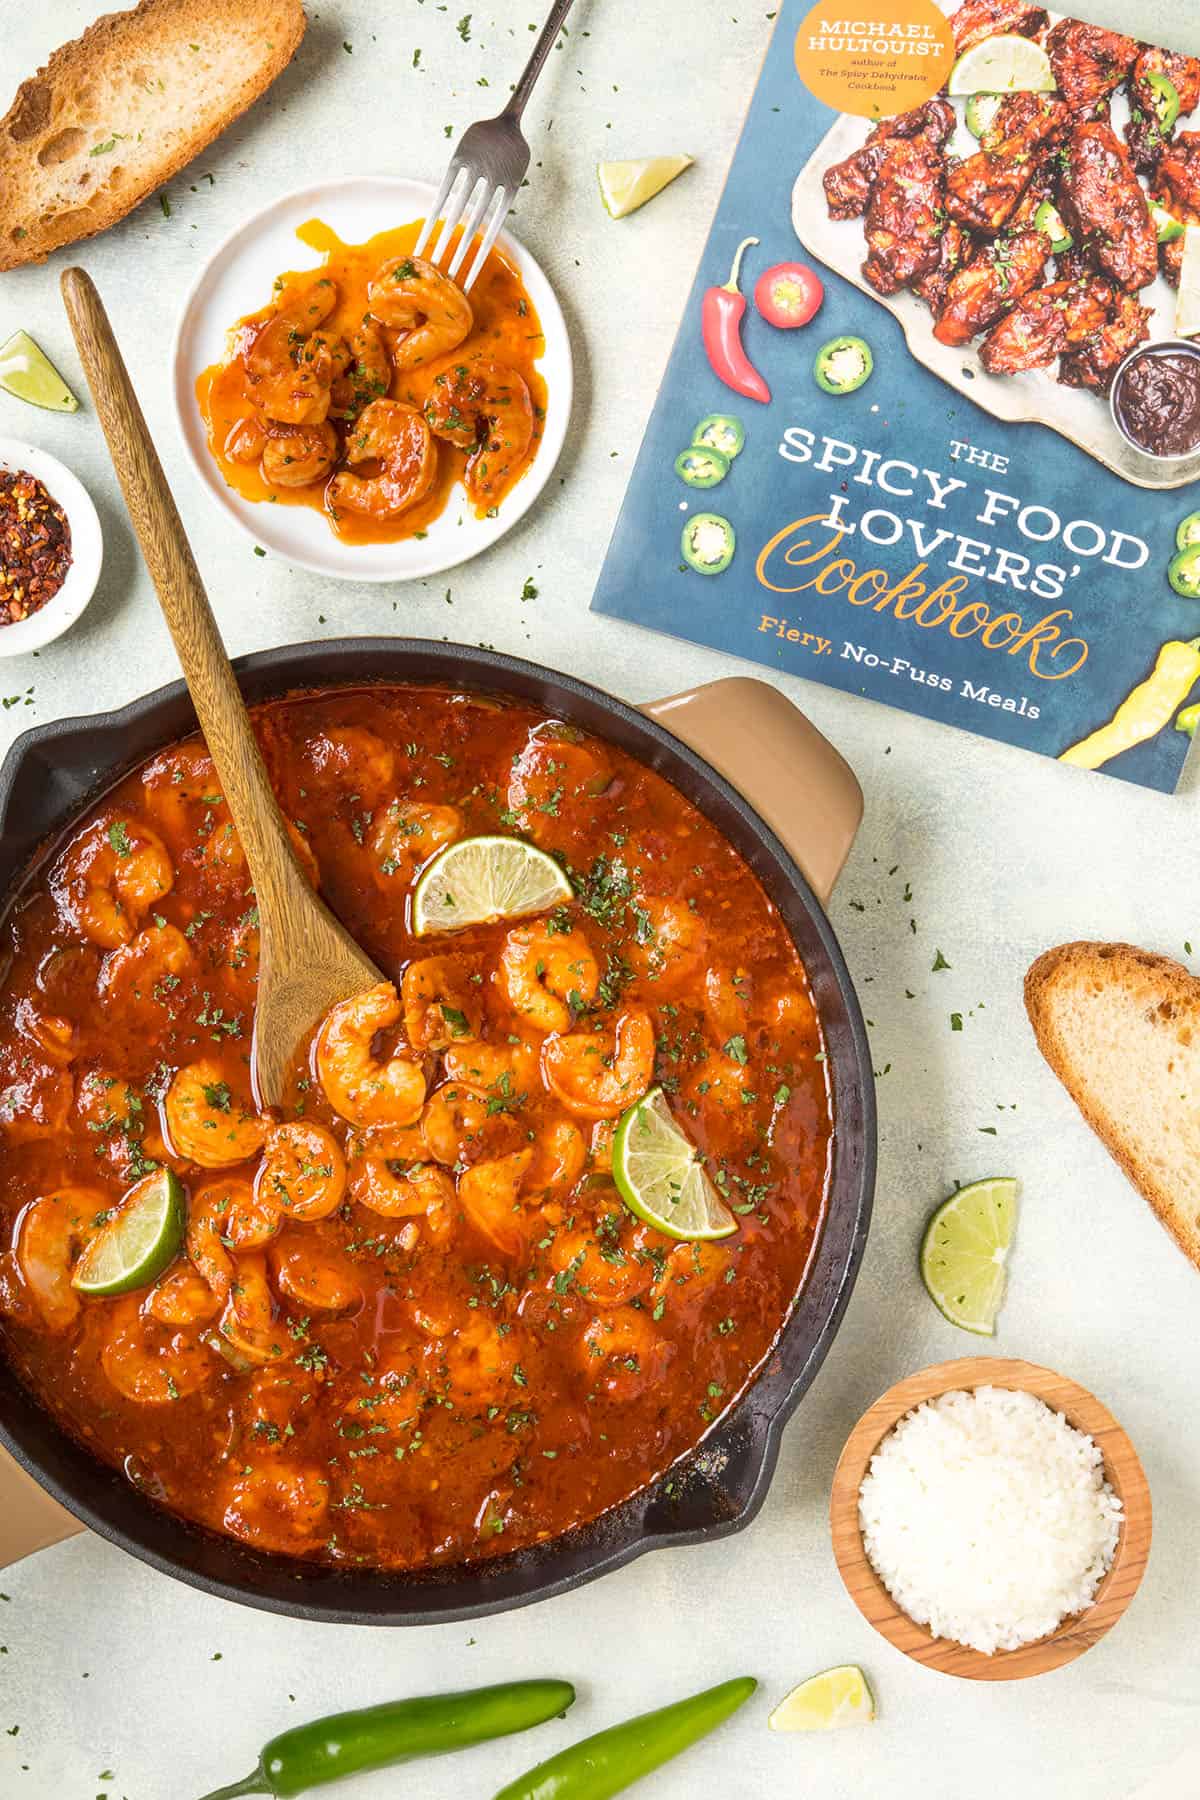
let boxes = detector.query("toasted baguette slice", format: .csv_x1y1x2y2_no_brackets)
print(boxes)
1025,941,1200,1271
0,0,305,272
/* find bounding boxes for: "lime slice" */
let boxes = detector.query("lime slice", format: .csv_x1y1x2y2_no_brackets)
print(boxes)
769,1666,875,1732
1176,225,1200,338
920,1176,1018,1335
598,156,693,219
947,35,1055,96
411,834,572,936
612,1085,736,1241
0,330,78,412
72,1168,186,1296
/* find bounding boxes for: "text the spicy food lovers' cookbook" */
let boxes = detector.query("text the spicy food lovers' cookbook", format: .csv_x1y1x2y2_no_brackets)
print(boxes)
592,0,1200,789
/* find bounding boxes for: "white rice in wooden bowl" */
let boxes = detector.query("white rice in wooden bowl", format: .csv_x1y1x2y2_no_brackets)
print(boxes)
858,1386,1123,1655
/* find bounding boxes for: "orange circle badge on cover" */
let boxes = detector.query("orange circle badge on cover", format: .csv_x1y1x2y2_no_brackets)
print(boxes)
795,0,956,120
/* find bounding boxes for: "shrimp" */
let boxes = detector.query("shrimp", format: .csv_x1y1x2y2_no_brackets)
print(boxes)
261,421,338,488
580,1306,672,1399
549,1215,654,1306
327,399,437,522
222,1463,330,1554
349,1149,454,1221
315,983,425,1127
649,1239,730,1308
370,800,462,888
0,1068,73,1144
420,1082,522,1169
423,359,534,503
703,965,754,1041
626,897,706,989
304,725,396,793
100,1293,216,1402
14,1186,106,1332
441,1035,541,1093
188,1176,280,1311
52,815,174,949
525,1117,586,1193
163,1060,265,1168
541,1009,656,1120
98,922,194,1009
458,1150,532,1257
217,1252,289,1366
225,417,266,464
330,322,392,418
367,254,473,366
243,1365,321,1445
271,1239,361,1312
255,1121,346,1222
75,1072,171,1180
421,1312,525,1406
505,734,612,843
148,1263,221,1327
499,922,598,1033
400,956,483,1051
14,997,77,1067
245,279,339,424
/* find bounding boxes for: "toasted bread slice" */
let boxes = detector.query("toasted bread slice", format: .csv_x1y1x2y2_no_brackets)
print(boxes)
0,0,305,272
1025,941,1200,1271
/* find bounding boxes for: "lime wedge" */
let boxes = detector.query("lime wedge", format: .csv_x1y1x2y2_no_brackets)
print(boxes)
920,1176,1018,1335
72,1168,186,1296
947,35,1055,96
1176,225,1200,338
612,1085,736,1241
411,834,572,936
598,156,693,219
0,330,78,412
769,1666,875,1732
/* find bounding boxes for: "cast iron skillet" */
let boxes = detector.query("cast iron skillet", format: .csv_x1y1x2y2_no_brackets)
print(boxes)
0,640,875,1624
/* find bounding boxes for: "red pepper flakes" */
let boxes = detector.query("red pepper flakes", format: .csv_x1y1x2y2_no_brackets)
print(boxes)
0,470,72,627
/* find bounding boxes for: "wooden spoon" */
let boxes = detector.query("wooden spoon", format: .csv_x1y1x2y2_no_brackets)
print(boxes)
61,266,383,1106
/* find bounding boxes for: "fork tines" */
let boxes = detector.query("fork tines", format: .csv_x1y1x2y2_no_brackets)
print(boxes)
413,163,511,293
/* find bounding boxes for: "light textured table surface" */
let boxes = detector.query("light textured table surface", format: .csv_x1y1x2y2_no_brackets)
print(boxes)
2,3,1200,1797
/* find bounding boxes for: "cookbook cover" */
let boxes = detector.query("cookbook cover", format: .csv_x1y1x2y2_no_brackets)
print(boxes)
591,0,1200,789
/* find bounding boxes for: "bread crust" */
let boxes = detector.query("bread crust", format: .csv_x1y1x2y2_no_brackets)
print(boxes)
0,0,305,271
1025,940,1200,1271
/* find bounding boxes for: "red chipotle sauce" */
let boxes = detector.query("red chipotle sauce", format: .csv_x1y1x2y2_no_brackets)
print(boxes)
1113,343,1200,459
0,470,72,624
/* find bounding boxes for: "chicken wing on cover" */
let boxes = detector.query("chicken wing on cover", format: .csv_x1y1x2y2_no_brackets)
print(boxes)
1152,131,1200,284
1046,20,1138,119
1125,48,1200,173
979,276,1114,373
823,98,955,220
945,93,1070,234
1059,291,1153,391
863,137,948,295
934,230,1051,345
1057,122,1158,290
912,221,971,314
950,0,1047,54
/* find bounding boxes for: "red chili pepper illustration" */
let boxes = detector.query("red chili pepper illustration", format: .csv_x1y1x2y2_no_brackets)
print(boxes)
702,235,770,404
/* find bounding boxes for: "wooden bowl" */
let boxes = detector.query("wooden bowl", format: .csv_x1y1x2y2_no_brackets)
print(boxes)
829,1357,1152,1681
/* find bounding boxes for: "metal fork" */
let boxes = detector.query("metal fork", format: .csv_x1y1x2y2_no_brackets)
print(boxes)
413,0,579,290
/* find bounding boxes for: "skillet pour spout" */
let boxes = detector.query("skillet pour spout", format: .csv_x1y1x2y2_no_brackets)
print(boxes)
0,639,874,1623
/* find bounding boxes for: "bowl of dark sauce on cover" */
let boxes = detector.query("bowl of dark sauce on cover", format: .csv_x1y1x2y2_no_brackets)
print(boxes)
1111,339,1200,463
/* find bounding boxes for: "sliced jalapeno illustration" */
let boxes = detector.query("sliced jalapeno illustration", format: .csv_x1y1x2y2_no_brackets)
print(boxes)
681,513,736,575
814,335,873,395
674,445,730,489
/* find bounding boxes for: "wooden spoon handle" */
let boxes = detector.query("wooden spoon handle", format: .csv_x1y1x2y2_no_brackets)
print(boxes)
60,266,298,919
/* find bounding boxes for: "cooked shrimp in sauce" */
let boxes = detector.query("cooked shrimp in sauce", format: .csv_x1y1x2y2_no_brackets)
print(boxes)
197,219,546,545
0,687,831,1572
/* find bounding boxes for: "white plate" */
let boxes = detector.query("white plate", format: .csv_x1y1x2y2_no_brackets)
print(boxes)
172,176,572,581
0,440,102,658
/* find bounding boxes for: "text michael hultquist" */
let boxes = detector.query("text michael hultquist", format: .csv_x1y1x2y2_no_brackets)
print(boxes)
753,426,1153,684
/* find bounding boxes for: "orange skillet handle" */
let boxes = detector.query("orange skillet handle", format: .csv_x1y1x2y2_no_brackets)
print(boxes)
640,677,862,904
0,1443,83,1567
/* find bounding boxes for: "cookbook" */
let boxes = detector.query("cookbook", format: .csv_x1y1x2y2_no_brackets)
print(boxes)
591,0,1200,789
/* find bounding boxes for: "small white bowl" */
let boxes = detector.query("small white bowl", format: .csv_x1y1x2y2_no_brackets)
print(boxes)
172,175,573,583
0,439,102,658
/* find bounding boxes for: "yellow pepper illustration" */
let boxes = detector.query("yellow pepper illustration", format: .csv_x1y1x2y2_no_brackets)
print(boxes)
1060,638,1200,771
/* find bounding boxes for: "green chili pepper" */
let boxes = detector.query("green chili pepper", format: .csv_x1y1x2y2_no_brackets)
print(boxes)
814,335,873,394
1175,702,1200,737
1169,544,1200,599
197,1680,576,1799
1146,72,1181,134
1177,510,1200,552
492,1676,756,1800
